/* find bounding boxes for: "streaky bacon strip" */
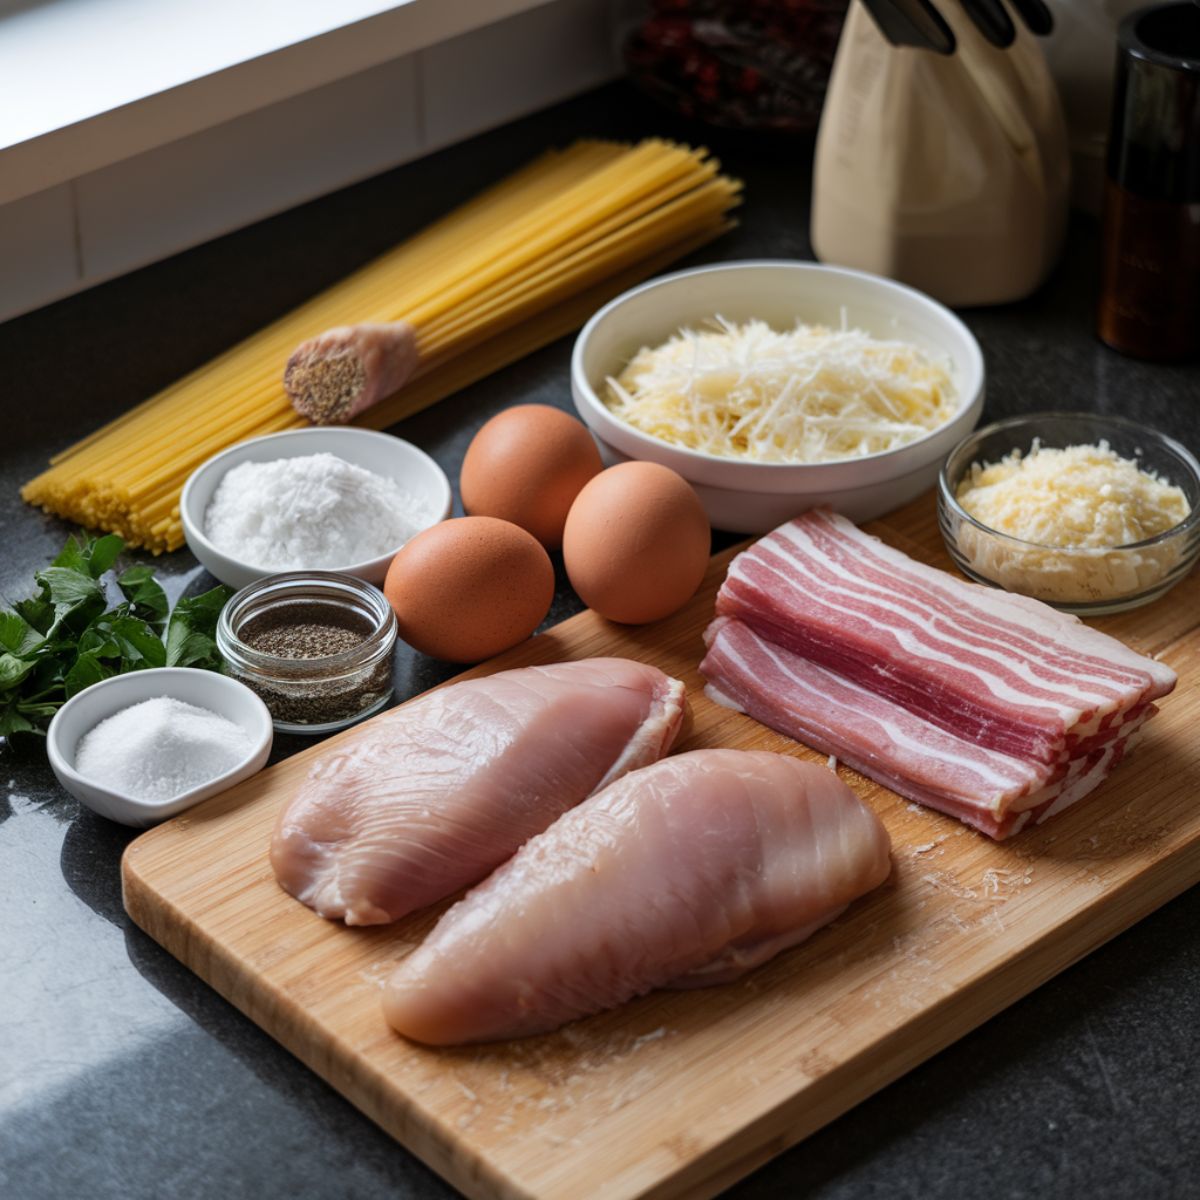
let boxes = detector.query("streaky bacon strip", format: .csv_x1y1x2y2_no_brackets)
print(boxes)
716,510,1175,765
702,615,1053,803
1066,703,1152,759
701,617,1153,840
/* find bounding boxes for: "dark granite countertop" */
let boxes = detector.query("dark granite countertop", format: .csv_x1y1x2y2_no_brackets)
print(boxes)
2,83,1198,1200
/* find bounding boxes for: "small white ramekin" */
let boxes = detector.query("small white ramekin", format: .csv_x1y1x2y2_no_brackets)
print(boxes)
47,667,273,827
180,427,452,589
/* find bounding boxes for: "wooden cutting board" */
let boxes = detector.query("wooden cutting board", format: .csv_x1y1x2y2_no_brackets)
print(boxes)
122,495,1200,1200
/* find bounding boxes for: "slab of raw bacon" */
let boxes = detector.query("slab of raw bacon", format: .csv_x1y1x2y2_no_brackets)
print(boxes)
701,616,1153,840
715,509,1175,765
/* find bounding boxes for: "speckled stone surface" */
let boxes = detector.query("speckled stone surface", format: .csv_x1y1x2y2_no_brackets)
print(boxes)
2,82,1198,1200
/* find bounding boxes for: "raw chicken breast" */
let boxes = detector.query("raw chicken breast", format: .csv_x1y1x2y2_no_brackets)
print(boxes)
384,749,891,1044
271,658,685,925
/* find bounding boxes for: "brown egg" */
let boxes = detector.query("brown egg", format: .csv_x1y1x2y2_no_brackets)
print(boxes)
460,404,603,550
383,516,554,663
563,462,711,624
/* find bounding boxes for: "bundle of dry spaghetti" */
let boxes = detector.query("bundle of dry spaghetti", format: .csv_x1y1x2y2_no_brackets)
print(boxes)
24,139,740,553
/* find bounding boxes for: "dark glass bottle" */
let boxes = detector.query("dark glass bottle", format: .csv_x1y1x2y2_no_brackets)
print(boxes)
1097,3,1200,361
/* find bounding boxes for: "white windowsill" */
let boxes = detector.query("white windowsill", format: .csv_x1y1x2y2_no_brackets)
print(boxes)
0,0,623,322
0,0,559,206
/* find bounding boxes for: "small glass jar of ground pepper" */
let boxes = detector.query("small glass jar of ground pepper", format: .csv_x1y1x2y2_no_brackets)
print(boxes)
216,572,397,734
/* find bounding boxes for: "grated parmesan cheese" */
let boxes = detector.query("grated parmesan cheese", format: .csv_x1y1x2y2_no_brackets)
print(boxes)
952,440,1192,605
605,318,957,463
956,440,1189,549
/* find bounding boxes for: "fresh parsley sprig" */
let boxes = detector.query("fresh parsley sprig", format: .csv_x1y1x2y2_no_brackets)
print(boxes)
0,533,232,754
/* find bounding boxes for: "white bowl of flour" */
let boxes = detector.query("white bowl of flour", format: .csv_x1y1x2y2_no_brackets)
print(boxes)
181,427,453,588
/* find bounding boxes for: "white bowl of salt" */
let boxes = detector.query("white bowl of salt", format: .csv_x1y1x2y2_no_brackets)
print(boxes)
180,427,453,589
47,668,273,827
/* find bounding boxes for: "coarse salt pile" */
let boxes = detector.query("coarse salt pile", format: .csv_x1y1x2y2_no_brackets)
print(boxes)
74,697,254,803
204,452,426,570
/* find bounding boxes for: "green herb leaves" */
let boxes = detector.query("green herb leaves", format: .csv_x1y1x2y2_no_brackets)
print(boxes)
118,565,169,630
165,588,228,670
0,532,232,754
52,531,123,578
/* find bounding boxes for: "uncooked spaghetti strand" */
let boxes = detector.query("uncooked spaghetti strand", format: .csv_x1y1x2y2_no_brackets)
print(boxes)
405,169,730,340
397,148,714,327
418,182,741,355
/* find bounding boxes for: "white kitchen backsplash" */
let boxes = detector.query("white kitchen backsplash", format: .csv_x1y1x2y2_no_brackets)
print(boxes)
0,0,623,323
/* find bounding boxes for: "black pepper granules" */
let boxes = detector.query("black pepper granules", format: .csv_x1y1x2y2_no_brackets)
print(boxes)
242,606,370,658
217,574,398,733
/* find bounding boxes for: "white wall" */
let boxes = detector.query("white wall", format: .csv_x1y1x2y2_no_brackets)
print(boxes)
0,0,623,322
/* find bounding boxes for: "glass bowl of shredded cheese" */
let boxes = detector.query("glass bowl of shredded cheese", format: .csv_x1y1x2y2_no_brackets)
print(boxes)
939,412,1200,614
572,261,984,532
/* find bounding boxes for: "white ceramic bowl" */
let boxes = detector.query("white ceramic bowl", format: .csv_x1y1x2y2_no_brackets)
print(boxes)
181,427,453,588
571,260,985,532
47,668,273,827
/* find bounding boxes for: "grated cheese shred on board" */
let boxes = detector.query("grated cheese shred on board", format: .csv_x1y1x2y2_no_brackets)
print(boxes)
604,317,958,463
953,439,1192,604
